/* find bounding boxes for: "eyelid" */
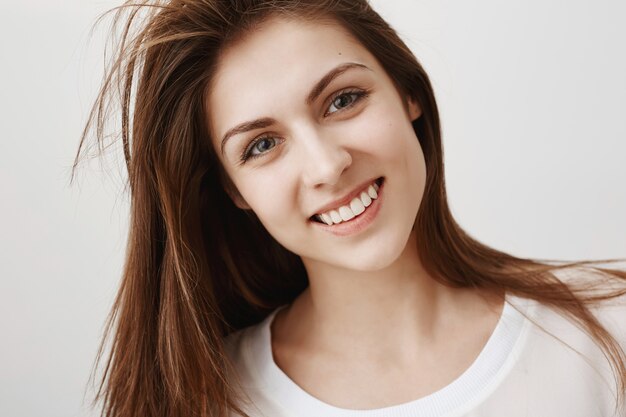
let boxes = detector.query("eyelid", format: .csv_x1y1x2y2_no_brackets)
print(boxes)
238,134,283,165
323,87,369,117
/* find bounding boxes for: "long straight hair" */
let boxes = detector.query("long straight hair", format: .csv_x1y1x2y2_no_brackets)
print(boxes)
73,1,626,416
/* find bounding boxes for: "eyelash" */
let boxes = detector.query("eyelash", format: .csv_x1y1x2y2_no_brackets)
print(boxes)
238,88,370,164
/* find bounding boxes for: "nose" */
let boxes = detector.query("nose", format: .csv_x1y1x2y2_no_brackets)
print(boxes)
299,127,352,188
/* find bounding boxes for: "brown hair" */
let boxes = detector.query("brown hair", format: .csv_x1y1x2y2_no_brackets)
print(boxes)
72,1,626,416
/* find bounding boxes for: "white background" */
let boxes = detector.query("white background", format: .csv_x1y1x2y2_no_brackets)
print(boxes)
1,1,625,416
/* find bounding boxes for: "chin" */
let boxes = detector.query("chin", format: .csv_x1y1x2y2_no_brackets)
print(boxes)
318,229,414,272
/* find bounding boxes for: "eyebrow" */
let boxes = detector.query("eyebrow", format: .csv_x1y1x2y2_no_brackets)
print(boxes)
220,117,275,155
220,62,372,155
305,62,371,105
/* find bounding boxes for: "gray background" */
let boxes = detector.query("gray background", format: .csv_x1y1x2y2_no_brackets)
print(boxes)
1,1,625,416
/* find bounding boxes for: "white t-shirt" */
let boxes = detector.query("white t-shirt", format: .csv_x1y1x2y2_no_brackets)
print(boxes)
224,292,626,417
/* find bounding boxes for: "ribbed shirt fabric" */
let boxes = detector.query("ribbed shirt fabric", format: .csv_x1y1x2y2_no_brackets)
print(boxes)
224,292,626,417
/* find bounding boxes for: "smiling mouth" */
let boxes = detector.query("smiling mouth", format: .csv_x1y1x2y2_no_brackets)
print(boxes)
310,177,384,225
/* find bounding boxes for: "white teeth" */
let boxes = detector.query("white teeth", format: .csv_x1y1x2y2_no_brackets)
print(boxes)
329,210,342,224
339,206,355,221
350,197,365,215
360,191,372,207
315,180,381,225
367,185,378,199
320,213,333,225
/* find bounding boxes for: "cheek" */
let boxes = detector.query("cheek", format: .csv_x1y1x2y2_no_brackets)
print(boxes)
243,179,311,257
354,103,419,163
240,178,287,216
234,167,301,236
359,98,426,199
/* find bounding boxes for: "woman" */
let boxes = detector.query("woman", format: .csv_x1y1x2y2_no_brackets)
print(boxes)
74,1,626,416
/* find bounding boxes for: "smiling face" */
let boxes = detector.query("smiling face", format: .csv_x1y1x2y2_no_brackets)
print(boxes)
206,17,426,272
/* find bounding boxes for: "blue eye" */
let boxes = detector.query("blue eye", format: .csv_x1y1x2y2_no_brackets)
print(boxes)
238,89,368,164
326,90,367,115
242,136,279,162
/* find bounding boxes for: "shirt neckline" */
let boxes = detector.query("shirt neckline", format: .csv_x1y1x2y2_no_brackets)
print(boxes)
244,294,531,417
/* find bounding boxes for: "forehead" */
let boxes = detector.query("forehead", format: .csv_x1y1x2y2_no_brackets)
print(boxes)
205,17,377,141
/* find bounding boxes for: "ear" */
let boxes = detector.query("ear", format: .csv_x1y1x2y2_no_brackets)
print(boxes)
407,96,422,122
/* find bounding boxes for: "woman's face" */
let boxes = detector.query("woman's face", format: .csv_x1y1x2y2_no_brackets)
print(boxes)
207,17,426,272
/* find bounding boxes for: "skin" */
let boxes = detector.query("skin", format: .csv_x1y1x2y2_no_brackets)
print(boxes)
207,17,503,409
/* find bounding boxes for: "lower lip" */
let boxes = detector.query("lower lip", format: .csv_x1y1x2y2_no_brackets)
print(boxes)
311,180,384,237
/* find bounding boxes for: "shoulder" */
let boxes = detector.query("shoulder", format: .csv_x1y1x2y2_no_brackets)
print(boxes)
222,312,289,417
223,311,275,388
513,266,626,405
223,323,258,384
534,265,626,343
493,270,626,416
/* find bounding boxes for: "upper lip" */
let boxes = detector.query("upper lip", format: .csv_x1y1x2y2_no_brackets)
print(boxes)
310,177,380,217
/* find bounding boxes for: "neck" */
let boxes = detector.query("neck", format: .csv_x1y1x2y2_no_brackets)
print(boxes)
276,230,502,361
